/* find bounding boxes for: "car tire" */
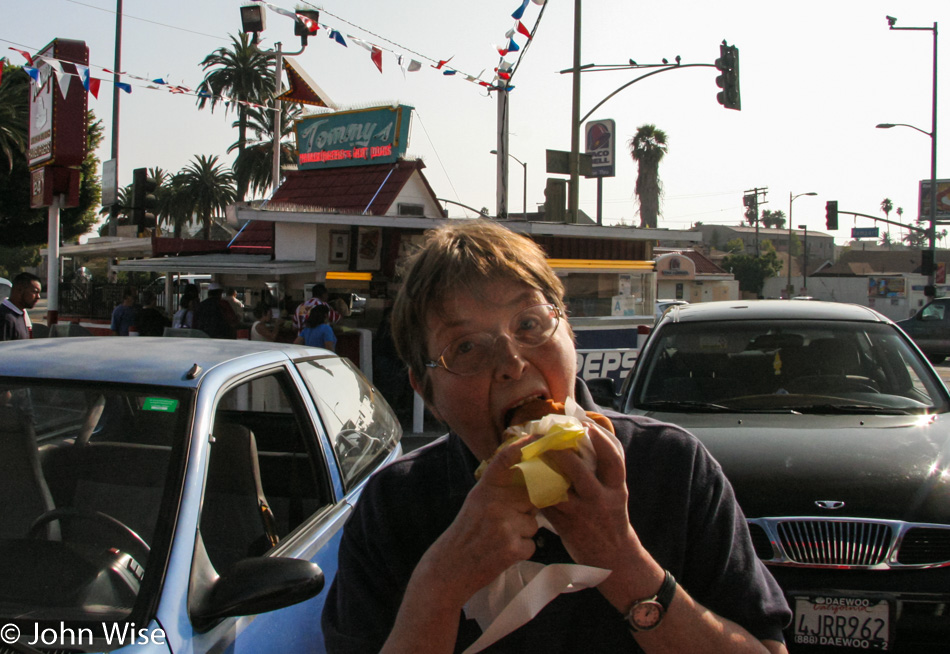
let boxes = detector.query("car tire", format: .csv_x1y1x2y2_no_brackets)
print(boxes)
926,354,946,365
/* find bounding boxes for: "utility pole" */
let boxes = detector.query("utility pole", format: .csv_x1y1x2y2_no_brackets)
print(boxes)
109,0,122,236
567,0,582,223
744,187,768,254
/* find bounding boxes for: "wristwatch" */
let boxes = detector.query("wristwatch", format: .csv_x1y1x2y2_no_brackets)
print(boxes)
624,570,677,632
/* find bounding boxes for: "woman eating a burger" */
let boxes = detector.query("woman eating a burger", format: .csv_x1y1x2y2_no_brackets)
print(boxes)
322,220,790,653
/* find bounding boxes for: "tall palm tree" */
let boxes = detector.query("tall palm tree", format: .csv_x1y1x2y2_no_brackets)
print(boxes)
176,155,236,240
98,185,134,229
230,101,302,198
880,197,893,243
628,124,668,228
761,209,786,229
0,63,28,171
196,33,274,201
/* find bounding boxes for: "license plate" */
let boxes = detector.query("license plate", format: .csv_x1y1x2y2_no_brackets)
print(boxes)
792,596,890,650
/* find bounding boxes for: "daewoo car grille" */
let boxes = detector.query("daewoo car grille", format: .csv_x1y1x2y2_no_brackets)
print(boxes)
747,518,950,569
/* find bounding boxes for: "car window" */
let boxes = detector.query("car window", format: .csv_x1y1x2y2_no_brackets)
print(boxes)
921,302,947,321
629,320,948,413
200,370,333,575
295,356,402,492
0,380,190,626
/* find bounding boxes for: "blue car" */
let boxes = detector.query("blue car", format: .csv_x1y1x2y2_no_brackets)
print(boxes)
0,338,402,653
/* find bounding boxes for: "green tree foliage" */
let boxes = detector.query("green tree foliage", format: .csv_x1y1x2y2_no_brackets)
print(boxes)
230,101,300,198
721,239,783,296
175,154,236,240
628,124,667,228
0,63,102,247
760,209,786,229
196,33,274,201
0,62,28,171
723,238,745,254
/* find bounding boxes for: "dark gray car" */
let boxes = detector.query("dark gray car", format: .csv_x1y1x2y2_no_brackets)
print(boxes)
594,300,950,652
897,297,950,364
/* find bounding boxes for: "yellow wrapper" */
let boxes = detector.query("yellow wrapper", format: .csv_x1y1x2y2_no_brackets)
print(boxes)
511,415,587,508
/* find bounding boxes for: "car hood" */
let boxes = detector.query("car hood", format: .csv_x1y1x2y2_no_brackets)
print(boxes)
640,411,950,525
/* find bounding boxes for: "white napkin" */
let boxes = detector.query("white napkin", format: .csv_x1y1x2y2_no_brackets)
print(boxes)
462,561,610,654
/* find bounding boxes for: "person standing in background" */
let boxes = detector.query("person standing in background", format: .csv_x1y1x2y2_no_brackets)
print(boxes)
295,304,336,351
1,272,41,341
294,283,342,334
137,291,171,336
110,288,138,336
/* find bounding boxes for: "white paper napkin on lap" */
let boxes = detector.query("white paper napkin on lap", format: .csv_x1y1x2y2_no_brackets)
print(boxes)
462,562,610,654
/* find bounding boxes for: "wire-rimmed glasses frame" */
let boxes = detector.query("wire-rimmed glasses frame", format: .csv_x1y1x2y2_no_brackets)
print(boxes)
424,303,562,376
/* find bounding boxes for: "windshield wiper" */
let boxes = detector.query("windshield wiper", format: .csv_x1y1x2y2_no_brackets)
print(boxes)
792,404,914,415
639,400,733,412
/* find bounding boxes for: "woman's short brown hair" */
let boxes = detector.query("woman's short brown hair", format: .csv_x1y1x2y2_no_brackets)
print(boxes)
391,220,566,401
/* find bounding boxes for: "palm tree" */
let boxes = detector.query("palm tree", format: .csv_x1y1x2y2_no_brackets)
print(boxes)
880,198,893,243
628,124,668,228
175,155,236,239
761,209,786,229
0,63,28,171
98,185,134,232
196,33,274,201
230,101,302,198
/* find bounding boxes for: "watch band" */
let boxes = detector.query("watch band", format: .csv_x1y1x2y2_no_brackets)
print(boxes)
625,569,677,633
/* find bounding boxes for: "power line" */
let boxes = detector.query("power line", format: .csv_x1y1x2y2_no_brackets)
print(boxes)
62,0,230,42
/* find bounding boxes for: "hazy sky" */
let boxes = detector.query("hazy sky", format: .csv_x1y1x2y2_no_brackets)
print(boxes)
4,0,947,245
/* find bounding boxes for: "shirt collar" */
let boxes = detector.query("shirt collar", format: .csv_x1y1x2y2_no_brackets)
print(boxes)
1,298,23,316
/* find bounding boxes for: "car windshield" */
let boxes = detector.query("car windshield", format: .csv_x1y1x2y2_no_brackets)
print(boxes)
629,320,948,414
0,379,190,628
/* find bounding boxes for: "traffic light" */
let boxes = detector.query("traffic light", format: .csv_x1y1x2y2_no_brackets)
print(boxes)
131,168,158,234
825,200,838,230
715,42,741,110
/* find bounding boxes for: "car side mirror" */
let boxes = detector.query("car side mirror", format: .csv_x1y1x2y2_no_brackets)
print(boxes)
191,557,325,630
587,377,621,411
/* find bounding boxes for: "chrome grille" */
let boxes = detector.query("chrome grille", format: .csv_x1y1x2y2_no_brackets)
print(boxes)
777,519,891,566
748,518,950,569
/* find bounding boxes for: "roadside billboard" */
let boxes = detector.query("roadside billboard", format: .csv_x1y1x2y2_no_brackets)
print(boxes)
296,105,412,170
919,179,950,221
584,119,616,178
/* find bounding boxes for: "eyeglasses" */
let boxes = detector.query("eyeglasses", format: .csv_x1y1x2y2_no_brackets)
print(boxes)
425,304,562,377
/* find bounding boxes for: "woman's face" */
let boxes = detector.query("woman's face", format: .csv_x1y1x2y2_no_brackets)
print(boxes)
413,280,576,461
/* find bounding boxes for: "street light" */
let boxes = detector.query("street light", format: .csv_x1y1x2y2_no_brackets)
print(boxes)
490,150,527,220
788,192,817,297
882,16,938,297
799,225,809,293
240,8,317,193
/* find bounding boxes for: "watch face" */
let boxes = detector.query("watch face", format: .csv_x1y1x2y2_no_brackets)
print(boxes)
632,601,663,629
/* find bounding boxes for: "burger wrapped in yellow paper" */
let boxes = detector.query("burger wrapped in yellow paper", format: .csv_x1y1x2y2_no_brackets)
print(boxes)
475,398,615,508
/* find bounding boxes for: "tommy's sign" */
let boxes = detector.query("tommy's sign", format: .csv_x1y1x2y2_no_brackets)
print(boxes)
296,105,412,170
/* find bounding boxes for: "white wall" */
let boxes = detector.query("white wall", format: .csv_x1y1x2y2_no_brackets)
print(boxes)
275,223,317,261
761,274,933,322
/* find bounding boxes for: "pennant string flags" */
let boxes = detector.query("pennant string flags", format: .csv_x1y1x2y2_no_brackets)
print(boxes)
6,0,548,112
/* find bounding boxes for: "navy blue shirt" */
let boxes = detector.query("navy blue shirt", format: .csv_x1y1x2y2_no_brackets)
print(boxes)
322,381,791,652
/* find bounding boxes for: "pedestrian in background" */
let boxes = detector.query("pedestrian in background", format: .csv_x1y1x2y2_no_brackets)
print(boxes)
250,304,279,342
294,283,342,334
295,304,336,350
1,272,41,341
195,283,238,338
137,291,171,336
225,287,245,320
110,287,138,336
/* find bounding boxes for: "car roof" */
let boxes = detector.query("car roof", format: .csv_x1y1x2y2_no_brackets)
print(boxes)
657,299,891,325
0,337,327,388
